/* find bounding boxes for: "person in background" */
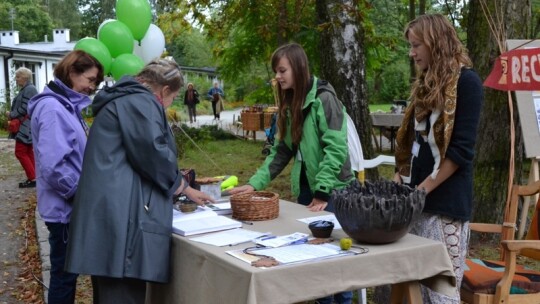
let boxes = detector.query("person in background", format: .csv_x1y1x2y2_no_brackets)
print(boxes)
207,81,224,120
64,59,214,303
6,67,38,188
377,14,483,304
184,82,200,123
28,50,104,304
229,43,355,304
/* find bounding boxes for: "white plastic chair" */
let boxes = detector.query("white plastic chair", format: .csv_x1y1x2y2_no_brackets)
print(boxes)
363,155,396,169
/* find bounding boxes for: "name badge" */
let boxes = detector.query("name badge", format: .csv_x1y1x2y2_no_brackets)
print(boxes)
412,141,420,157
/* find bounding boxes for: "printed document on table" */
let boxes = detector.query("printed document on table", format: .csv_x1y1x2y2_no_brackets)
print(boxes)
297,214,342,229
227,244,356,266
190,228,268,247
254,232,308,248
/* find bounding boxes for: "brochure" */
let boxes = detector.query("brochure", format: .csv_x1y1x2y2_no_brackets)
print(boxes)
172,207,242,236
254,232,309,248
205,200,232,215
226,243,357,266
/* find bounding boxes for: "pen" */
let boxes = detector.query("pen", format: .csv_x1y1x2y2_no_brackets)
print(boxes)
241,221,254,225
228,240,251,247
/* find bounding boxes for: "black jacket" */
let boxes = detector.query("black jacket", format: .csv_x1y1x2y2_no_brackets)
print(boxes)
409,69,483,221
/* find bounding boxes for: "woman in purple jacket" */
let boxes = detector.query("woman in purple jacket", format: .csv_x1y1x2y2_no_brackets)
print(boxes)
28,50,104,304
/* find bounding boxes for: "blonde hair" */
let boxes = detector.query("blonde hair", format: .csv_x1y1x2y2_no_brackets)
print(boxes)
405,14,472,110
136,59,184,93
15,67,32,82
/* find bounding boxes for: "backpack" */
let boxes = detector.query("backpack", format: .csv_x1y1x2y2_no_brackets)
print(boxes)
313,80,364,173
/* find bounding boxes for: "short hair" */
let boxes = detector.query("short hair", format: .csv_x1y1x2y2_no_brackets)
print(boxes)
54,50,104,89
15,67,33,82
136,59,184,93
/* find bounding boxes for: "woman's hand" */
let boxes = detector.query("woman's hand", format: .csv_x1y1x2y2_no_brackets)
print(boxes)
228,185,255,195
5,111,10,119
182,186,215,205
307,198,328,212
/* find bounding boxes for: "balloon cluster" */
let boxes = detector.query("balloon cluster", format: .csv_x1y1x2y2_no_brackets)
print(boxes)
73,0,166,81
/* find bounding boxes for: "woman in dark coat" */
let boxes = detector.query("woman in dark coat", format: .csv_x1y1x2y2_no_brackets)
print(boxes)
65,59,213,303
183,82,199,123
6,67,38,188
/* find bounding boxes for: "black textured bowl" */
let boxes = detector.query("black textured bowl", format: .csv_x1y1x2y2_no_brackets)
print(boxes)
332,180,425,244
308,220,334,238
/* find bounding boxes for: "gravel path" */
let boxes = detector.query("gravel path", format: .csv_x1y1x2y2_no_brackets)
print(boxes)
0,138,37,303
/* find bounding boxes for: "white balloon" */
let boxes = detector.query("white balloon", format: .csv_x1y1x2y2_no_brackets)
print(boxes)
134,24,166,64
97,19,116,39
133,40,145,62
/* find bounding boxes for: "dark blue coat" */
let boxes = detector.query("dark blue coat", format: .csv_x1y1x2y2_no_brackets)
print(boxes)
408,68,484,221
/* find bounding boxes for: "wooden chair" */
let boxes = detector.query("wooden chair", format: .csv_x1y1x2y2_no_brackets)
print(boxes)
461,180,540,304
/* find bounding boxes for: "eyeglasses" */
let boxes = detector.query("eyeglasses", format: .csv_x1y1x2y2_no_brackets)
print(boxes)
82,73,98,86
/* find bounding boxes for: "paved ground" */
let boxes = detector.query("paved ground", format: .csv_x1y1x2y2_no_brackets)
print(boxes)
0,138,38,304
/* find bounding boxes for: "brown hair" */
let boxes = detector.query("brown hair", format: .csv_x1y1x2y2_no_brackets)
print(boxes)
271,43,310,145
405,14,472,110
54,50,104,89
136,59,184,93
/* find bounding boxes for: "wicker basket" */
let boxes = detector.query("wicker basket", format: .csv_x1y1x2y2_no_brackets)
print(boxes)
230,191,279,221
241,111,263,131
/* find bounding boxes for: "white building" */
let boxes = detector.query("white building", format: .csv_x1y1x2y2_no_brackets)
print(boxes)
0,29,74,104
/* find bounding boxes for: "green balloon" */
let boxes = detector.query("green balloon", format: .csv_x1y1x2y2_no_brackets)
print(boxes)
111,54,145,81
74,37,112,75
116,0,152,41
98,20,134,58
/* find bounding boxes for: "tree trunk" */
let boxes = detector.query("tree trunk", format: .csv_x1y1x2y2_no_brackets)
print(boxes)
467,0,530,224
315,0,376,178
408,0,416,82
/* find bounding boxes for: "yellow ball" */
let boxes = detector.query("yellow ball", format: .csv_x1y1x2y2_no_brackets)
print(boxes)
340,237,352,250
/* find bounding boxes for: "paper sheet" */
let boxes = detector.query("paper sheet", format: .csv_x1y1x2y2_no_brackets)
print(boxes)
227,243,356,266
190,228,268,247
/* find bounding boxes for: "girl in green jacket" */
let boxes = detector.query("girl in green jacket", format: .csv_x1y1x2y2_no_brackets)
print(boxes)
229,42,354,304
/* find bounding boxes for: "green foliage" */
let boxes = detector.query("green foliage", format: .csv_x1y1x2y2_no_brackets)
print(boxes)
46,0,82,39
77,0,116,38
243,79,274,105
168,29,214,67
367,60,410,104
0,103,8,132
0,1,53,42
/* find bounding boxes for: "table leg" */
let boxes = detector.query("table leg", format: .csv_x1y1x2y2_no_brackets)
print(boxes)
379,127,383,152
390,127,396,152
390,281,423,304
372,128,380,151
